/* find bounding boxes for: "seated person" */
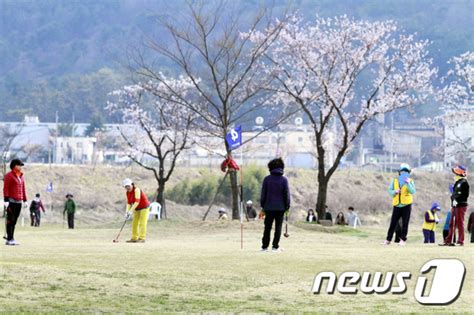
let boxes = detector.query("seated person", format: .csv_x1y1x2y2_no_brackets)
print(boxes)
335,212,347,225
306,209,317,223
217,208,228,220
246,200,257,220
347,206,362,228
324,206,333,222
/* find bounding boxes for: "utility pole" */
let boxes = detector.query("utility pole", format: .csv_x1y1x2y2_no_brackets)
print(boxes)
48,143,51,168
377,64,387,172
71,112,75,164
390,112,394,170
72,112,75,138
55,111,58,164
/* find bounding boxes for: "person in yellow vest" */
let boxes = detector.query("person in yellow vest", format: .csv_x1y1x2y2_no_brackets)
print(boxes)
382,163,416,246
422,202,441,243
122,178,150,243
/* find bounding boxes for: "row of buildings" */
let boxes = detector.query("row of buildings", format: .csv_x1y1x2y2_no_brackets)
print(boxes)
0,115,472,170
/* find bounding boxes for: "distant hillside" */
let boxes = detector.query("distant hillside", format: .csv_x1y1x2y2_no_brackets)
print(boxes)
17,164,456,226
0,0,472,123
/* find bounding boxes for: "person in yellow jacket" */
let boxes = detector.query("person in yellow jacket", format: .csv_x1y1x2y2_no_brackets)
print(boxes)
422,202,441,243
382,163,416,246
122,178,150,243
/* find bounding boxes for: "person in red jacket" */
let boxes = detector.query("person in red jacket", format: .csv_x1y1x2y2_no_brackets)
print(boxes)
123,178,150,243
3,159,28,246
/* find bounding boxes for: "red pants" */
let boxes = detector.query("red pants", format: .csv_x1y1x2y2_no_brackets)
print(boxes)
445,206,467,245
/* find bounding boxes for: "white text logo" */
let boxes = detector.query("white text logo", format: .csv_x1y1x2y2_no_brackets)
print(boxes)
312,259,465,305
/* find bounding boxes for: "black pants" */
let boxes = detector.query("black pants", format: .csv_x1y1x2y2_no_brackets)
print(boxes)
394,219,402,243
442,230,455,243
67,213,74,229
262,211,285,249
386,205,411,242
34,210,41,227
30,211,36,226
6,203,22,241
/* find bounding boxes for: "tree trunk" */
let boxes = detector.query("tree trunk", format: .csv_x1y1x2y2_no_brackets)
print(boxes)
315,144,328,220
157,181,166,219
229,170,239,220
315,176,328,221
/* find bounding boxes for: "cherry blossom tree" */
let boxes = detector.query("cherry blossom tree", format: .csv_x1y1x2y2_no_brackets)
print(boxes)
435,52,473,166
253,15,436,218
107,80,195,219
0,124,24,180
129,2,292,219
0,124,24,218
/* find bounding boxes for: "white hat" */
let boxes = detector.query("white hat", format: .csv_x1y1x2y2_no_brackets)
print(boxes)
122,178,133,187
217,208,227,213
399,163,411,173
246,200,253,205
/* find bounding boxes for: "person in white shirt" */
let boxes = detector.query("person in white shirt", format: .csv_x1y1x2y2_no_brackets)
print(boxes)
306,209,317,223
347,206,361,228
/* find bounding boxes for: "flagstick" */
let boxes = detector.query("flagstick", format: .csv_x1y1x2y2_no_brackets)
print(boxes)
240,170,243,249
240,134,244,249
240,213,243,249
226,125,245,249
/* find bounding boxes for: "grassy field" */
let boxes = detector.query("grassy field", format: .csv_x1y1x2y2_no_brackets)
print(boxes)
1,219,472,314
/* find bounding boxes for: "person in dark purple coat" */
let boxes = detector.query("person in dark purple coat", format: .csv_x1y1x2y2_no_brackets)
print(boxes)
260,158,291,252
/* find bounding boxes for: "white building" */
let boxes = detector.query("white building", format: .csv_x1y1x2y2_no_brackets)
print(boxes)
179,120,322,169
55,137,101,164
0,116,136,164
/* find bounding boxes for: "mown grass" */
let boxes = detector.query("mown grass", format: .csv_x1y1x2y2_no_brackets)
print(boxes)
0,219,472,313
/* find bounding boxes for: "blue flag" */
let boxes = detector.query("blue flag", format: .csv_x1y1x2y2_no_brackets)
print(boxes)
226,125,242,151
46,181,53,193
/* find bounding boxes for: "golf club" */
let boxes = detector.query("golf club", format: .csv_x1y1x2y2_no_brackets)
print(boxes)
284,214,289,238
3,205,8,240
112,214,129,243
439,207,456,246
451,206,456,245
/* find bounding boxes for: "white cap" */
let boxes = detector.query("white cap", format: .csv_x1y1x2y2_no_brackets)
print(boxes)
217,208,227,213
122,178,133,187
399,163,411,172
246,200,253,205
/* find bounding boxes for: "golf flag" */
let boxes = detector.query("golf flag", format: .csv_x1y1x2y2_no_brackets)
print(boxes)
46,181,53,193
226,125,242,151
